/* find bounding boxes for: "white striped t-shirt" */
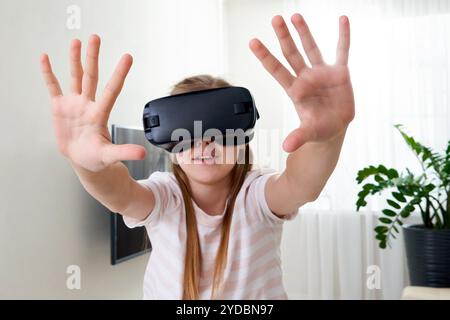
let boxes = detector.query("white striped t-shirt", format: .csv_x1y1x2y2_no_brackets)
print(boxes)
123,167,297,299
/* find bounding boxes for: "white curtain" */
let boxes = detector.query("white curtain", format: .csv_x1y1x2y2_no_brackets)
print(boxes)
224,0,450,299
282,210,422,299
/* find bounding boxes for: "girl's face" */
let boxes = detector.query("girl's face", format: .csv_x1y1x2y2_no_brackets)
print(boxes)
175,138,238,185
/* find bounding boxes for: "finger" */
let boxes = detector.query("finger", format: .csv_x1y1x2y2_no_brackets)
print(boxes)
336,16,350,65
97,54,133,118
40,54,63,98
282,125,316,153
82,34,100,100
102,144,146,166
249,38,294,91
291,14,324,66
271,15,307,76
70,39,83,94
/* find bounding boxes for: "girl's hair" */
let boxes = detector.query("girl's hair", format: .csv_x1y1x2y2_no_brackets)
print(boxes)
170,75,253,299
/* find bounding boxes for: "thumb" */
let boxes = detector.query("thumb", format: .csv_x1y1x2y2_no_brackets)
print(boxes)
282,125,316,153
102,144,147,166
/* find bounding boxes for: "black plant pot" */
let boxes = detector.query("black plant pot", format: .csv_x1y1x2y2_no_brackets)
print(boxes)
403,224,450,287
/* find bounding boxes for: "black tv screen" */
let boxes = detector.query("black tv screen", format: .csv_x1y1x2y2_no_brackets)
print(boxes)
110,124,170,265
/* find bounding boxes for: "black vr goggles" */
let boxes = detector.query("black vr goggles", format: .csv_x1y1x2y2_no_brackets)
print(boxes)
143,87,260,153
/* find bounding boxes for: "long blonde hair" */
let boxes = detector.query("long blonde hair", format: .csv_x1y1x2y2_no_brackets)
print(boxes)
170,75,252,299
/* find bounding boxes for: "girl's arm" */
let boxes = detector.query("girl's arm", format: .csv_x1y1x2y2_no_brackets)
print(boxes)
72,162,155,220
266,129,347,216
40,35,155,221
250,14,355,217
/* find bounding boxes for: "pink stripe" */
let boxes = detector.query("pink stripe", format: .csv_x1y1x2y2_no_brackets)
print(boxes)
218,258,280,292
221,273,284,298
199,253,279,291
199,225,276,276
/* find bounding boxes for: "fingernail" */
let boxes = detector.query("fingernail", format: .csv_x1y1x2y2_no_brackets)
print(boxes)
292,13,303,23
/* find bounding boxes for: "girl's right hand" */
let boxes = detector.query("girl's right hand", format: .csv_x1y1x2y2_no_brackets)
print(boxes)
40,35,146,172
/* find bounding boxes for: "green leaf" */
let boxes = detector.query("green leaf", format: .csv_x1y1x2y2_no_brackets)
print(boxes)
376,234,386,241
374,226,388,233
377,165,388,175
387,199,401,209
362,183,375,190
401,187,415,197
387,169,399,179
358,189,370,197
356,166,378,184
424,183,435,193
356,198,367,211
395,125,445,178
382,209,397,217
392,191,406,203
379,217,392,224
374,175,385,183
400,210,410,218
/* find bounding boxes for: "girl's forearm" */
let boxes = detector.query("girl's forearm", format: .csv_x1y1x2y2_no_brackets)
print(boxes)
71,161,134,213
283,127,347,203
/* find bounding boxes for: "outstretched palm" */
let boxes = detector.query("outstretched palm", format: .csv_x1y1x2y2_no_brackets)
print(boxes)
250,14,355,152
40,35,146,172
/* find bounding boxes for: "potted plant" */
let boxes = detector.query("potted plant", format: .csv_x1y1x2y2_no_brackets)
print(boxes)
356,124,450,287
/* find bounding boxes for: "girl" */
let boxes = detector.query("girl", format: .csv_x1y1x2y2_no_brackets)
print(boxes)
40,14,354,299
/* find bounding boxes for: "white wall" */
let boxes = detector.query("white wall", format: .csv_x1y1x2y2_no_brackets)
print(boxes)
0,0,224,299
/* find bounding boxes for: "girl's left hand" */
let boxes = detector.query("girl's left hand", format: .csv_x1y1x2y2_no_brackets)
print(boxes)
250,14,355,153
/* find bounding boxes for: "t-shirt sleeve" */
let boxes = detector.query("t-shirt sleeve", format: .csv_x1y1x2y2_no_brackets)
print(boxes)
245,168,299,225
122,171,179,229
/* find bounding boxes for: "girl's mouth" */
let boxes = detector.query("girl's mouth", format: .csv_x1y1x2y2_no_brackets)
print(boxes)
192,155,219,165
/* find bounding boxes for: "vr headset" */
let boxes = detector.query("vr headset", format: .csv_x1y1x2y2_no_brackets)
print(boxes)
143,86,260,153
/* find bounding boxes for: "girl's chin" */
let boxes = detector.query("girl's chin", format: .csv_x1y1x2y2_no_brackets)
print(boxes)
189,162,222,169
184,164,235,182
